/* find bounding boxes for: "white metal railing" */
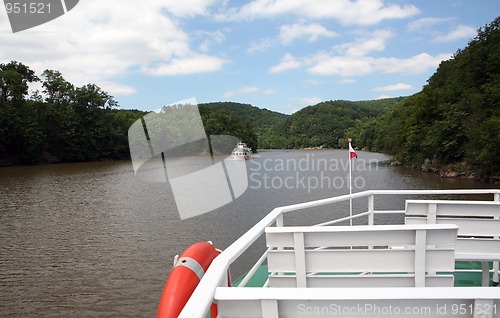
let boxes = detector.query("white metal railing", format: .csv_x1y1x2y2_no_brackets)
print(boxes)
179,189,500,317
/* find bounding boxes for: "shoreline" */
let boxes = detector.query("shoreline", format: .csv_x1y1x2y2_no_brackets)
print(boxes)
2,149,498,184
390,160,500,183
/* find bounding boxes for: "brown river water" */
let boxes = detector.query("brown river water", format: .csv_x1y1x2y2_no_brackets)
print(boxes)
0,150,495,317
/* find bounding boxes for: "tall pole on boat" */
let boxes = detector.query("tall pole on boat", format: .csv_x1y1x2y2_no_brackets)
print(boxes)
348,138,353,226
347,139,358,226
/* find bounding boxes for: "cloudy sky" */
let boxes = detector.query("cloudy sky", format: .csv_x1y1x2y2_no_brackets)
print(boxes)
0,0,498,114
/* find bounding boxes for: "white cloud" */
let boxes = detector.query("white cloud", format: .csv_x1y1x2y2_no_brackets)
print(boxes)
307,52,451,77
280,23,338,44
407,18,477,43
218,0,419,25
0,0,224,94
376,53,452,74
270,27,452,78
263,89,277,95
270,54,302,73
223,86,278,98
155,0,220,17
251,22,338,53
100,81,137,96
293,97,322,106
334,29,393,56
433,24,477,42
195,30,226,52
372,83,413,92
376,95,392,100
307,53,374,77
223,86,260,98
142,54,225,76
247,38,275,53
407,17,452,31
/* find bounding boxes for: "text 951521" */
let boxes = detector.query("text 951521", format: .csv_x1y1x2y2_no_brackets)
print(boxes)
5,2,51,14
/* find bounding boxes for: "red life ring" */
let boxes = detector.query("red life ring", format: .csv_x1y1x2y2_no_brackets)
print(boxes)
156,241,221,318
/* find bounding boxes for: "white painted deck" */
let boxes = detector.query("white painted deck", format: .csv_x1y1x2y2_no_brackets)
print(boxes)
266,224,458,288
405,200,500,286
178,189,500,318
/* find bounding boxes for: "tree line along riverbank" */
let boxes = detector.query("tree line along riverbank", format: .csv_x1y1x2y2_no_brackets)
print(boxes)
1,17,498,181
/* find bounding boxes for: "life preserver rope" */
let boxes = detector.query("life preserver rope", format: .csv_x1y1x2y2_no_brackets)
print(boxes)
156,241,224,318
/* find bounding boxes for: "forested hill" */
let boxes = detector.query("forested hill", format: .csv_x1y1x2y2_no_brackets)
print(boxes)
0,65,258,165
201,102,287,132
352,17,500,177
198,104,258,151
201,99,403,150
259,98,404,149
0,65,147,165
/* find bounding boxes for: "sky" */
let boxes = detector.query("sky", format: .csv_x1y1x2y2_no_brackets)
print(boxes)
0,0,498,114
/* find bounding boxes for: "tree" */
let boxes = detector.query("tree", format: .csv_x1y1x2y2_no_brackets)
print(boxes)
74,83,117,110
199,105,258,151
42,69,75,105
0,61,39,105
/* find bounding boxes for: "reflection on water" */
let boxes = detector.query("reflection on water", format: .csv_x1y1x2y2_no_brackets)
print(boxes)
0,151,496,317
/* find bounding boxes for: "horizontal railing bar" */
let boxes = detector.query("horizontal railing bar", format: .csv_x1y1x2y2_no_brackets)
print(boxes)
215,286,500,300
237,248,271,287
370,189,500,196
454,269,496,273
374,210,405,214
313,211,371,227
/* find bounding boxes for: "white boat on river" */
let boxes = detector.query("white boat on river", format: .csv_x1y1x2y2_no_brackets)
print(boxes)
231,142,253,160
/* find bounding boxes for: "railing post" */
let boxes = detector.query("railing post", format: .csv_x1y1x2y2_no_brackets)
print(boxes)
276,214,284,227
494,192,500,285
368,194,374,225
493,262,499,286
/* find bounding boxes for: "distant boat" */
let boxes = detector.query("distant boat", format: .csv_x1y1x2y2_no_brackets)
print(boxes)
231,142,252,160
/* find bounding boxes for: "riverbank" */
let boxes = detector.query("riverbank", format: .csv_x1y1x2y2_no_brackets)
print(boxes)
0,154,117,168
391,159,500,183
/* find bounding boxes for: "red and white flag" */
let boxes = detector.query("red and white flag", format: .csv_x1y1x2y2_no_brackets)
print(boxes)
349,143,358,159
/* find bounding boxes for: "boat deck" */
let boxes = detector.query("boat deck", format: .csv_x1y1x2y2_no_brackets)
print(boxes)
232,262,498,288
179,190,500,318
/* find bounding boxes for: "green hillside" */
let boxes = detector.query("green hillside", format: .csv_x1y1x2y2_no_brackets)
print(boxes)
201,99,402,150
259,98,404,149
198,104,258,151
353,17,500,177
201,101,288,131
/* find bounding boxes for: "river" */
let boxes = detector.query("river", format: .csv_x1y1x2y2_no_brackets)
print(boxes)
0,150,496,317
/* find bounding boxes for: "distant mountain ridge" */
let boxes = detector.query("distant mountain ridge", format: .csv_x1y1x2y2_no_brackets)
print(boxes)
200,101,288,131
201,98,404,149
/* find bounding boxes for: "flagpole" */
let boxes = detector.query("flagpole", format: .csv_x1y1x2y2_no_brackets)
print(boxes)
348,138,352,226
